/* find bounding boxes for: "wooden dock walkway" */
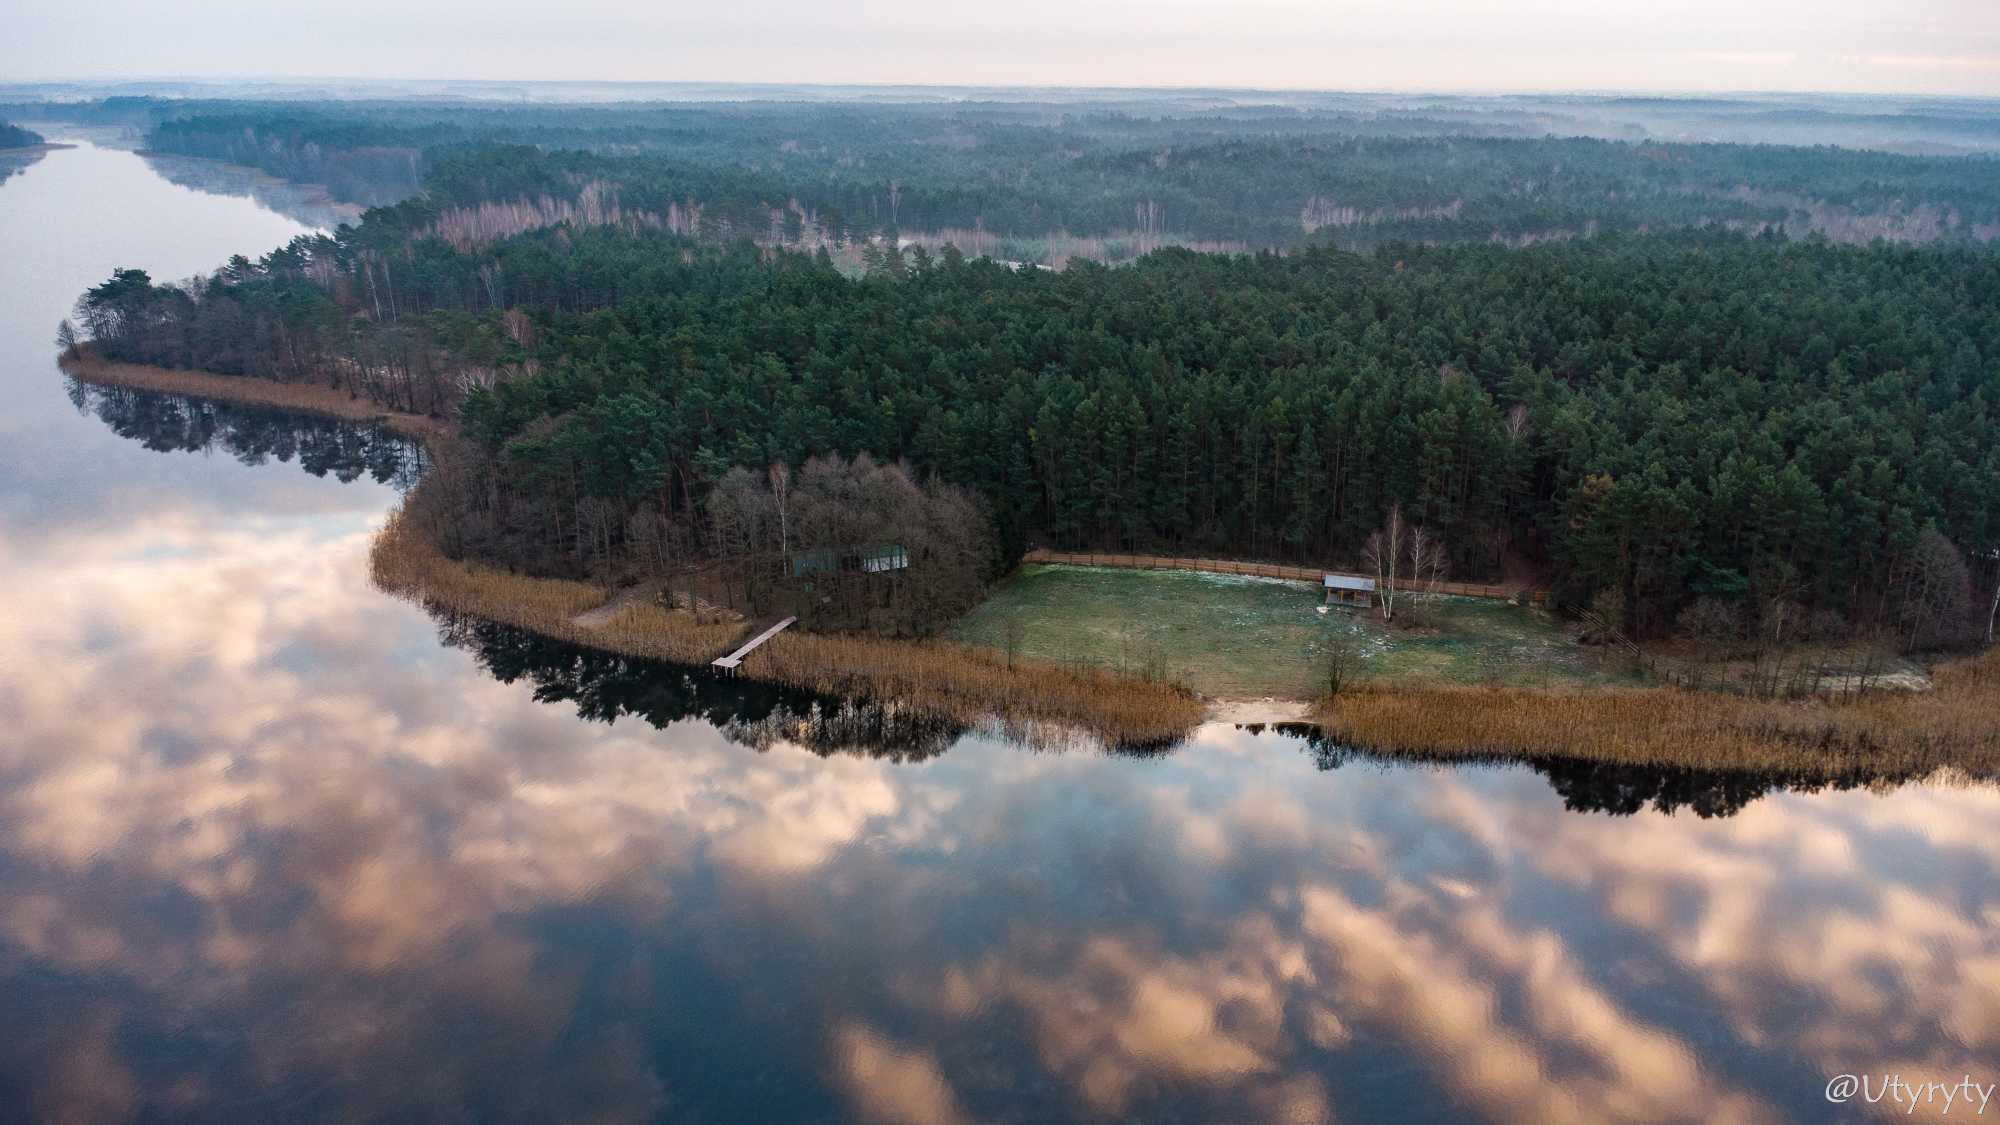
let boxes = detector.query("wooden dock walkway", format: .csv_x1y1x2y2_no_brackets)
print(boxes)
712,616,797,671
1019,550,1544,603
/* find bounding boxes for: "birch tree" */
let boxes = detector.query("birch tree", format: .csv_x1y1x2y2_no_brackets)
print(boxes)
1364,505,1449,623
769,461,792,557
1362,504,1407,621
1983,547,1999,648
1407,525,1448,599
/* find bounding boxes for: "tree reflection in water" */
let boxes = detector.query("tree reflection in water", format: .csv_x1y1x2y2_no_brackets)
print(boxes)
437,612,970,763
138,151,367,231
437,611,1977,821
67,379,425,489
434,610,1197,761
1276,723,1974,818
65,381,1977,818
0,147,49,188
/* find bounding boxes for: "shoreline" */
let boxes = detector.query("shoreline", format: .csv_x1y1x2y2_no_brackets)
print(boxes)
130,148,370,225
380,491,1999,778
59,349,446,441
370,494,1210,748
55,350,2000,775
55,352,1208,744
1308,655,1999,779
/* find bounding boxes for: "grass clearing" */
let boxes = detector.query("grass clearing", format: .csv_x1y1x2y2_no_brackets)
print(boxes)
949,563,1642,698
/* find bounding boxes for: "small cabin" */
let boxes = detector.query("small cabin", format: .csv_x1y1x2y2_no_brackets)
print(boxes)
788,544,910,578
1323,573,1376,607
859,545,910,573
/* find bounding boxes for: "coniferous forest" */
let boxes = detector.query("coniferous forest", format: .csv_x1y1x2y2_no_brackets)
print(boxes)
58,92,2000,646
0,120,45,150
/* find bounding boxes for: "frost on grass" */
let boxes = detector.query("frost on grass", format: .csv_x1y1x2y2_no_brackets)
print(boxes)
950,565,1631,699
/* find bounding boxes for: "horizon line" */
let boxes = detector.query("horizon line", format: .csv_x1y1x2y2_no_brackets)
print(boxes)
7,75,2000,104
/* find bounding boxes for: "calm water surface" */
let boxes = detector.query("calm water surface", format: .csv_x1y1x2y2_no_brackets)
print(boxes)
2,143,1996,1124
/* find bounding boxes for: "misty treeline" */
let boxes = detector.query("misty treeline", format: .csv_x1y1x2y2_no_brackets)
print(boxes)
72,213,2000,648
147,114,434,205
38,95,2000,256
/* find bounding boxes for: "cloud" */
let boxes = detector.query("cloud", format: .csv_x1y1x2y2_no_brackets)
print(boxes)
1524,786,2000,1086
3,462,1996,1120
832,1024,973,1125
927,919,1326,1119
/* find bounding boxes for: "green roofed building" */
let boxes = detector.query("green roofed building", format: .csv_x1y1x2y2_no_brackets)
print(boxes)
789,545,909,578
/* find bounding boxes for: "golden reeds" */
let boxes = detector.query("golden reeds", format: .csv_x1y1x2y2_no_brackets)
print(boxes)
371,504,748,664
371,503,1207,745
747,630,1206,747
61,348,444,441
1310,647,2000,777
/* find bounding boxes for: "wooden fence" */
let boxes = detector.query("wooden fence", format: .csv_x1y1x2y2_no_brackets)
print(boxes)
1019,549,1543,603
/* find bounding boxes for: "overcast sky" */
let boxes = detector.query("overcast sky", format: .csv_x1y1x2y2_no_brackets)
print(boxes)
8,0,2000,96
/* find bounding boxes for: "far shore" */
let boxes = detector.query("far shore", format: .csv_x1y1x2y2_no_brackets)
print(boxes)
59,348,446,441
129,149,368,223
0,142,78,155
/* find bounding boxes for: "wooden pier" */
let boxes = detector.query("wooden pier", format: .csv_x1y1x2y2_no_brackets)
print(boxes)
712,616,797,672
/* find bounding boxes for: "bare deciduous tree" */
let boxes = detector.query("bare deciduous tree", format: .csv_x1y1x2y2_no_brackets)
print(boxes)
768,461,792,557
1323,630,1356,695
1983,547,2000,648
704,454,993,634
1362,504,1407,621
1893,529,1972,651
1407,525,1448,598
1362,504,1446,623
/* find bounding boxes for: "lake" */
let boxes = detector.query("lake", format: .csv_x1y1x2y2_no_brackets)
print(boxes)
1,142,1994,1123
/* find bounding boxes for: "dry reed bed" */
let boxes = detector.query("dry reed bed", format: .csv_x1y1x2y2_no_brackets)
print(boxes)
746,631,1207,747
61,349,445,440
373,505,1207,744
1311,649,2000,777
372,506,749,663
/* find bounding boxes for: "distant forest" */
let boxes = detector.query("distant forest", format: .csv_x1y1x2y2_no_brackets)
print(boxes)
50,90,2000,646
0,120,45,149
17,93,2000,255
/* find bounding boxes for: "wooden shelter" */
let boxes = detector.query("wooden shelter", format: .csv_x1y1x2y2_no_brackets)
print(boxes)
1323,573,1376,607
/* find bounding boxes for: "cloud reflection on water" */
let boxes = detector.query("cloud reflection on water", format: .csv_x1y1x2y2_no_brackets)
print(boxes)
0,410,1995,1120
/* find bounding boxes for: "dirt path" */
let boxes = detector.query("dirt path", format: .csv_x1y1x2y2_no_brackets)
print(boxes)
571,584,659,630
1206,699,1312,724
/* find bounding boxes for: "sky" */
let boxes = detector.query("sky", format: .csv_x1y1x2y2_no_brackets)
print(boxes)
7,0,2000,96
